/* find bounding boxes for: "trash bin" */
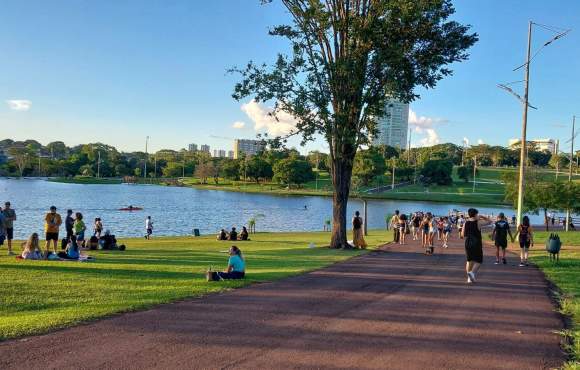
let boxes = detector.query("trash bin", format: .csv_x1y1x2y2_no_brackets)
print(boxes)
193,228,200,237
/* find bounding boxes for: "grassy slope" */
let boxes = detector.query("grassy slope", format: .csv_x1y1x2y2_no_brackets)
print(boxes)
0,231,391,341
529,231,580,368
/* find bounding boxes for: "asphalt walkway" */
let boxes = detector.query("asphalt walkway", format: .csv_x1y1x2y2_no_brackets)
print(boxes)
0,234,565,369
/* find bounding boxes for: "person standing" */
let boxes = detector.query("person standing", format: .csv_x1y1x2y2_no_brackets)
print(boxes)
73,212,87,247
65,209,74,244
44,206,62,256
390,210,400,243
462,208,492,284
352,211,367,249
0,206,6,254
398,213,408,245
491,213,513,265
145,216,153,240
2,202,16,255
457,214,465,239
515,216,534,267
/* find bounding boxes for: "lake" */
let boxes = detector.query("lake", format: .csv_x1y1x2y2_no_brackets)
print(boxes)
0,178,529,239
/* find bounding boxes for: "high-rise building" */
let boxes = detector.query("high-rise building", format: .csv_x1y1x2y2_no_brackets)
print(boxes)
200,144,210,153
233,139,265,159
228,150,234,159
188,143,198,152
508,138,557,153
213,149,227,158
372,98,409,149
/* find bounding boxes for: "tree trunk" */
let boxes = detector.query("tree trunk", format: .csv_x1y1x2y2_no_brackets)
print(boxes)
544,208,549,232
330,159,353,249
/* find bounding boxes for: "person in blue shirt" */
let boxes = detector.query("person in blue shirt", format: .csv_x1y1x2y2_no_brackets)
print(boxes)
218,246,246,280
57,235,80,260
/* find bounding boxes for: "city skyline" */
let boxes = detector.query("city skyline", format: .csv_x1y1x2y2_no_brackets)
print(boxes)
1,1,579,154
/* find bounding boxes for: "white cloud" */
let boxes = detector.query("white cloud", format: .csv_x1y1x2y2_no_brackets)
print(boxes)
477,139,484,145
409,109,445,147
232,121,246,129
241,100,297,136
6,99,32,111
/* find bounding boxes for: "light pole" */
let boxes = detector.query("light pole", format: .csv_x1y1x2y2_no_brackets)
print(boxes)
472,156,477,193
97,150,101,178
566,115,575,231
144,136,149,179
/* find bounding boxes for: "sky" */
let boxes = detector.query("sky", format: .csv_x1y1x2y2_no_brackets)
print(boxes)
1,0,579,154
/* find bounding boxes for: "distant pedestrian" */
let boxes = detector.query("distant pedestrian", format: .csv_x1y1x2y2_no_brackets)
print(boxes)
515,216,534,267
442,217,452,248
398,213,408,245
462,208,492,284
352,211,367,249
93,218,103,238
145,216,153,240
457,214,465,239
44,206,62,256
390,210,400,243
511,215,516,226
74,212,86,247
2,202,16,255
411,213,420,241
491,213,513,265
65,209,74,243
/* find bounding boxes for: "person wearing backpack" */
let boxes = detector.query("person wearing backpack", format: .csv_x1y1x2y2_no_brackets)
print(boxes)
352,211,367,249
515,216,534,267
491,213,514,265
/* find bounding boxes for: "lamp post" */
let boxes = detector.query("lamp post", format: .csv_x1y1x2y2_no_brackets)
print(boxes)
566,115,575,231
144,136,149,179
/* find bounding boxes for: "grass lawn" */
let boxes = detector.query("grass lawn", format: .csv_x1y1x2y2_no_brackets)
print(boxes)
529,231,580,368
49,177,122,185
0,231,391,341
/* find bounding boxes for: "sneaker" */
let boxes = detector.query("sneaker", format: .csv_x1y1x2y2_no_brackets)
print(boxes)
519,262,525,267
494,260,500,265
467,276,473,284
468,271,476,283
502,258,507,265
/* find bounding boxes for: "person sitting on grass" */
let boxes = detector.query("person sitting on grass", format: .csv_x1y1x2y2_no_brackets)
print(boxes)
217,229,228,241
21,233,43,260
239,226,249,241
57,235,80,260
217,246,246,280
228,227,238,241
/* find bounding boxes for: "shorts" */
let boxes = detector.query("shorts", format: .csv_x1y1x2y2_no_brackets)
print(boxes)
46,232,59,241
147,228,153,235
519,239,531,249
75,231,85,241
6,228,14,240
465,244,483,264
495,240,508,249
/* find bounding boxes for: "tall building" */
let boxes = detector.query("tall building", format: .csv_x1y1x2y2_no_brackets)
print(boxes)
188,143,198,152
200,144,210,153
228,150,234,159
508,138,557,153
372,98,409,149
233,139,265,159
213,149,227,158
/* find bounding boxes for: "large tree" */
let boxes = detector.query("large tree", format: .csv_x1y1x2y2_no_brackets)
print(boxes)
232,0,477,248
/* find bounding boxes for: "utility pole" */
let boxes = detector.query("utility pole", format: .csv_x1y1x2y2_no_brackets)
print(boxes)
144,136,149,179
566,115,575,231
363,199,368,236
407,128,412,165
391,159,396,190
38,149,41,176
154,156,157,178
97,150,101,178
516,21,533,227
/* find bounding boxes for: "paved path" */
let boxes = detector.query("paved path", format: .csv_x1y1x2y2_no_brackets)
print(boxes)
0,235,565,369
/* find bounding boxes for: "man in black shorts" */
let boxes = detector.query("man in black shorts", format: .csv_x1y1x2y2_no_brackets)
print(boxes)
44,206,62,256
491,212,513,265
3,202,17,255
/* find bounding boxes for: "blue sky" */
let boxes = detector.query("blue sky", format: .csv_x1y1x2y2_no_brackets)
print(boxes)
1,0,579,154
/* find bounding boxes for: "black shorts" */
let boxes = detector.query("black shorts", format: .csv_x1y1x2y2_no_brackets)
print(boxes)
495,240,508,249
465,243,483,264
46,232,59,241
147,228,153,235
6,228,13,240
519,239,531,249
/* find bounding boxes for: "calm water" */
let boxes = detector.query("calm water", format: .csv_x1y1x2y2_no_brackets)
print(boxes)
0,178,530,239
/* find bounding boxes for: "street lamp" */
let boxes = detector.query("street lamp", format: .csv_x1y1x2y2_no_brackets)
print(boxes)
144,136,149,179
498,21,570,226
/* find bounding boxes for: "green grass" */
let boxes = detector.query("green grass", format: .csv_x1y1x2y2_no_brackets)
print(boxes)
0,231,391,341
530,231,580,368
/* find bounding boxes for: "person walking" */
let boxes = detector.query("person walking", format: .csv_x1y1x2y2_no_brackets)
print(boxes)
491,213,513,265
442,217,452,248
398,213,408,245
44,206,62,256
390,210,400,243
2,202,16,255
65,209,74,243
462,208,492,284
457,214,465,239
352,211,367,249
411,213,420,241
515,216,534,267
145,216,153,240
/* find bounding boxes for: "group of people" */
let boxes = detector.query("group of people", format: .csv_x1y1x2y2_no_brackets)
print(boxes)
216,226,249,241
389,210,459,253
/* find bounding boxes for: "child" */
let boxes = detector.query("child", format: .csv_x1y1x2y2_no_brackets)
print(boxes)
21,233,43,260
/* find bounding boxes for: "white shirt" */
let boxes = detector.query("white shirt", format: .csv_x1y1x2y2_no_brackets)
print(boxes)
145,219,153,230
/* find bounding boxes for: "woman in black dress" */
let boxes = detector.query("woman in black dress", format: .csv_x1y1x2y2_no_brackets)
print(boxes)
462,208,492,284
